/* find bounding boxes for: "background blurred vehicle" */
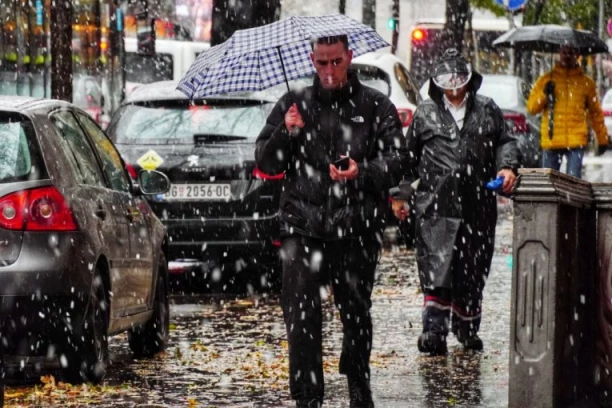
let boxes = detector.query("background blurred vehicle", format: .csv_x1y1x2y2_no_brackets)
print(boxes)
0,97,170,384
107,81,284,292
124,38,210,97
407,17,515,87
601,88,612,137
352,51,422,130
420,74,541,168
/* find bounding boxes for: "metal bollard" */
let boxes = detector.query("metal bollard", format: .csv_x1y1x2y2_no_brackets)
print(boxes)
510,169,596,408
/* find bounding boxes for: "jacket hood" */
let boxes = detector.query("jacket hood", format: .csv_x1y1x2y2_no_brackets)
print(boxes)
428,48,483,104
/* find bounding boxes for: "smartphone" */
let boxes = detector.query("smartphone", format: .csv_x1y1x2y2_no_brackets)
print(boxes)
333,157,350,171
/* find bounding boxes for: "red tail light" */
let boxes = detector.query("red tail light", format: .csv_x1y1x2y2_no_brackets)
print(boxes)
397,108,413,127
253,167,285,180
503,112,529,133
603,110,612,117
0,187,77,231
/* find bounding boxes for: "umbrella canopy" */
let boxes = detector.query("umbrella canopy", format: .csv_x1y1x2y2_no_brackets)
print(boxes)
176,14,389,99
493,24,608,54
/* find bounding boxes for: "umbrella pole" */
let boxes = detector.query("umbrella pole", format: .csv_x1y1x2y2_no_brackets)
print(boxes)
276,46,292,95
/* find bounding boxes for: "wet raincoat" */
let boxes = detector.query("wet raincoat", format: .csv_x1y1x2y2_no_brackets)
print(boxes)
526,64,608,150
255,72,406,241
396,56,520,291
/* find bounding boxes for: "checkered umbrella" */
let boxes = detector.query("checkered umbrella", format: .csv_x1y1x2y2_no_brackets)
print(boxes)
176,14,389,99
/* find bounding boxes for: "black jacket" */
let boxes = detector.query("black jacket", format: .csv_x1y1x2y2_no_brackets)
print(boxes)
255,73,406,240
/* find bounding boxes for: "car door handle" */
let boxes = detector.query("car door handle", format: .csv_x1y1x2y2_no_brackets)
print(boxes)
95,209,108,221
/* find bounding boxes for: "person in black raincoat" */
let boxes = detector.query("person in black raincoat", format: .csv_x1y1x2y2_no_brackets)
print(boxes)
391,48,520,355
255,35,405,408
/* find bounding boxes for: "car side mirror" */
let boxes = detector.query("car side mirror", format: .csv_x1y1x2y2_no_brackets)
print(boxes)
138,170,170,195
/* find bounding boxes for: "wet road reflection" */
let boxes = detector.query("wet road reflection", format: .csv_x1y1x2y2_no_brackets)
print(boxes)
3,219,516,407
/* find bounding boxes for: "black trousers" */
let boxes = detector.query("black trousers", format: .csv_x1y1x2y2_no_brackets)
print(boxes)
280,236,380,402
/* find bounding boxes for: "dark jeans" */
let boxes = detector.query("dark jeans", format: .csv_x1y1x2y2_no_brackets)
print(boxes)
280,236,380,402
541,148,585,178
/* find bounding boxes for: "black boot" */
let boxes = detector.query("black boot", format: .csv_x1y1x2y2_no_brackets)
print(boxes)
459,334,483,351
296,398,322,408
417,332,448,356
348,376,374,408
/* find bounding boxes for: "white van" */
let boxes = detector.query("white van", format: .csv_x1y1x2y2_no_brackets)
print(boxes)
124,38,210,95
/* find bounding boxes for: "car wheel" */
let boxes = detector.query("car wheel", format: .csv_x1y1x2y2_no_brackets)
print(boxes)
62,267,109,384
128,253,169,357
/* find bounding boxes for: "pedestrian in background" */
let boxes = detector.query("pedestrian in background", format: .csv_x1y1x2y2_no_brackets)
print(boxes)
391,48,520,355
527,45,608,178
255,35,405,408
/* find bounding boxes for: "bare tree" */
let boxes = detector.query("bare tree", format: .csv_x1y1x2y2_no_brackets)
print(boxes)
442,0,470,52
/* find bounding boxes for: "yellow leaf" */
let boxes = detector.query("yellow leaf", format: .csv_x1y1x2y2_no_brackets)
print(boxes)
188,398,198,407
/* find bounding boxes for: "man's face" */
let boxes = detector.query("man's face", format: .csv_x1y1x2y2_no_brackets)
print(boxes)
310,41,353,90
559,47,579,68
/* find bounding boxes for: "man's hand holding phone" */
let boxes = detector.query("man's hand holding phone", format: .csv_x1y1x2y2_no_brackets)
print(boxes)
330,155,359,181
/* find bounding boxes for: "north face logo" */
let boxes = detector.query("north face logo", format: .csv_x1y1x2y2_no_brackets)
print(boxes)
351,116,365,123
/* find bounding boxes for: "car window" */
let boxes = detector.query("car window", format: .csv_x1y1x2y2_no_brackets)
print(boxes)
76,112,131,193
350,65,390,96
111,100,274,143
125,52,174,84
394,63,420,105
0,115,44,183
603,91,612,104
51,111,105,187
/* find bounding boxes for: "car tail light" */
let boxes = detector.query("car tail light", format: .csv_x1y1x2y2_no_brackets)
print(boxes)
253,167,284,180
503,112,529,133
397,108,413,127
603,110,612,117
0,187,77,231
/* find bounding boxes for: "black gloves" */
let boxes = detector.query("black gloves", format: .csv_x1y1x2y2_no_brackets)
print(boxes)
544,81,555,96
599,145,608,156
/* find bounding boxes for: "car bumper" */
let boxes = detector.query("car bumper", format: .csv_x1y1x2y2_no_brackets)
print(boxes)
0,232,94,297
164,214,281,265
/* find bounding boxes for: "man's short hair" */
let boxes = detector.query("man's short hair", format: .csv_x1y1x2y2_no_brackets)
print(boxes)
310,35,349,51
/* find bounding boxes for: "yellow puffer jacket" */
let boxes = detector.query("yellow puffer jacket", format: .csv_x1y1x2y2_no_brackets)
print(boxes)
526,65,608,150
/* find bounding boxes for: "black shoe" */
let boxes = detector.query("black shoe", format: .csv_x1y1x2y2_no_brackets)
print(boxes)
296,398,321,408
459,334,483,351
348,376,374,408
417,332,448,356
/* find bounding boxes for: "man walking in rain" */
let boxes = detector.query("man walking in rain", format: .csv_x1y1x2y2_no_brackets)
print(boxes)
527,45,608,178
255,35,405,408
391,48,519,355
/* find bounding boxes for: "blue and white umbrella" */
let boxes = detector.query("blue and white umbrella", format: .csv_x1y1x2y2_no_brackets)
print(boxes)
176,14,389,99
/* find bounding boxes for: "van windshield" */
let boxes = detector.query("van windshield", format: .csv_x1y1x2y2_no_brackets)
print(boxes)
125,53,174,84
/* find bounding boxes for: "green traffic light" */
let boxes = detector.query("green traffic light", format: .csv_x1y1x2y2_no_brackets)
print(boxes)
387,18,396,30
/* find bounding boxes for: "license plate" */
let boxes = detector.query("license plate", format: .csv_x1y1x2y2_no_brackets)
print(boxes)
164,183,231,201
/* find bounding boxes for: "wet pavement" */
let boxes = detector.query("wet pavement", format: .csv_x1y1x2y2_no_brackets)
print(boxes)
4,218,514,407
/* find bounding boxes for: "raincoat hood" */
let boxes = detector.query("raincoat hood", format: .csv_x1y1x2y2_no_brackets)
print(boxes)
428,48,483,103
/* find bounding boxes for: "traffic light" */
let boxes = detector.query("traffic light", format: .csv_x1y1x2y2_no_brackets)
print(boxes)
387,17,398,31
412,28,426,42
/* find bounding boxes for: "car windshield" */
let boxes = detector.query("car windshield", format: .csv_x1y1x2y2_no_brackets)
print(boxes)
111,100,274,144
478,81,519,109
0,115,43,183
603,91,612,105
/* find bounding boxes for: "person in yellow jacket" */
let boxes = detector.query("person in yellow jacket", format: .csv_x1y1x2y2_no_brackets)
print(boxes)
527,45,608,178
